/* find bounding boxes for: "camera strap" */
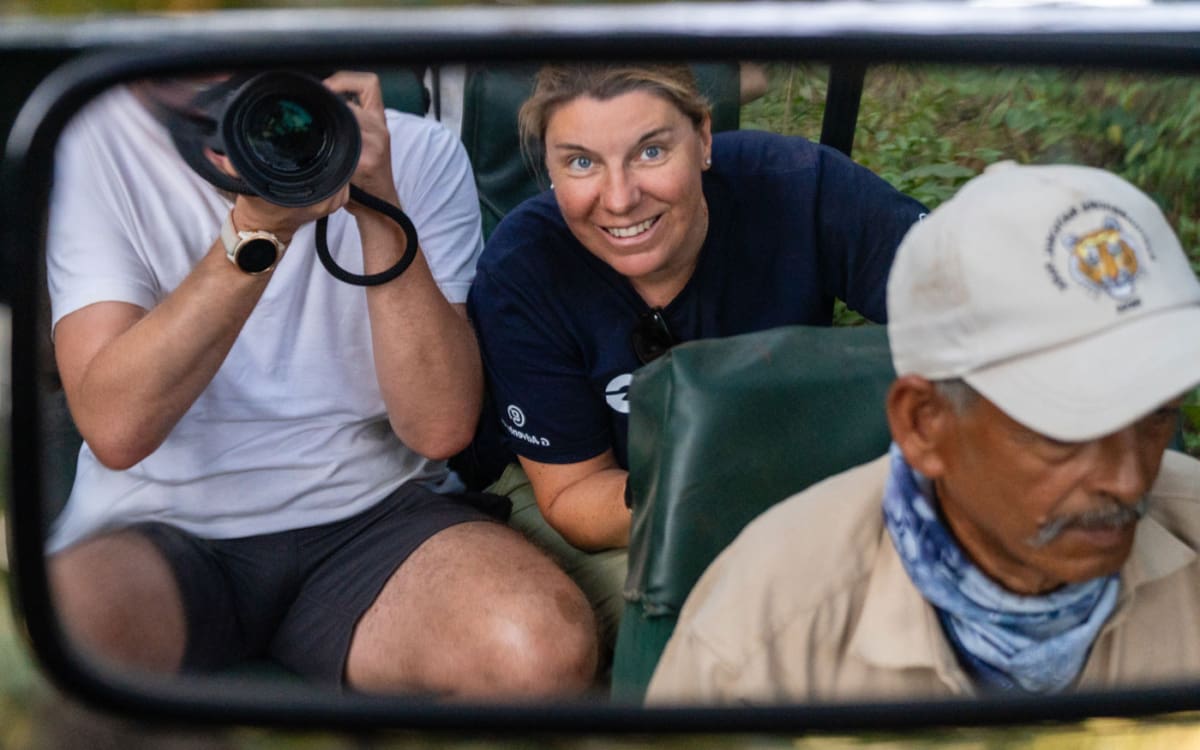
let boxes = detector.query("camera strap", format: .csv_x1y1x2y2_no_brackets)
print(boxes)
314,185,419,286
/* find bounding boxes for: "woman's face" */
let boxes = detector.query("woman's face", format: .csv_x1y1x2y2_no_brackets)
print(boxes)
543,90,712,300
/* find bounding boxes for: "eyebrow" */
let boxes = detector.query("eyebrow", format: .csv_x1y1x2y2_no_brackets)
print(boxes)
549,125,677,153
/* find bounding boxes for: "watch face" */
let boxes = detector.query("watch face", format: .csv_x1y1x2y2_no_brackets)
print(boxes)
236,238,279,273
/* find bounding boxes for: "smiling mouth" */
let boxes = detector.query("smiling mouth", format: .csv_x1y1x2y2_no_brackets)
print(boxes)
604,216,658,239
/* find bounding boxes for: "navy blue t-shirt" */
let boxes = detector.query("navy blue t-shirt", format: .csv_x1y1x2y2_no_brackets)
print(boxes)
468,130,926,471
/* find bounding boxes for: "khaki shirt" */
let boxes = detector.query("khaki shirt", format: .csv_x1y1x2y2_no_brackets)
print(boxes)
645,451,1200,705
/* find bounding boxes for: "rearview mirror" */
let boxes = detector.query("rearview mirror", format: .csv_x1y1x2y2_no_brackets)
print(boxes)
5,2,1200,735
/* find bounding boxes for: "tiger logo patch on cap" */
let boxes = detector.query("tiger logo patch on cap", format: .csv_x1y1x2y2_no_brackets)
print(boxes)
1063,216,1142,300
1046,201,1151,311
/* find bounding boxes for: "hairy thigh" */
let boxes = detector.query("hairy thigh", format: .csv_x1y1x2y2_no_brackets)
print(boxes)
345,520,597,697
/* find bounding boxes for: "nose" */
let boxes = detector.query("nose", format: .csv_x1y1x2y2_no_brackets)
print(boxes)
1089,425,1155,503
601,166,640,215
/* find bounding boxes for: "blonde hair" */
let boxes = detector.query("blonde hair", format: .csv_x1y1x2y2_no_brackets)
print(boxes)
518,63,711,168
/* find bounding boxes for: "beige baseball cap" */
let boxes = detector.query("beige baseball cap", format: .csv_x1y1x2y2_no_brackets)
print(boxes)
887,161,1200,441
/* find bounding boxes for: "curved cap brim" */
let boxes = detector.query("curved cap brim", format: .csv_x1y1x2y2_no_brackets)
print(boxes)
965,304,1200,442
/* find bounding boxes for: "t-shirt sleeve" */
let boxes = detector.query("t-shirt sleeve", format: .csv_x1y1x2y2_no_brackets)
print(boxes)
468,251,614,465
813,146,928,323
46,96,161,333
388,112,483,304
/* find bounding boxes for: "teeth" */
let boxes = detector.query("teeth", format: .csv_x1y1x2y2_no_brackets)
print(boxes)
607,217,655,238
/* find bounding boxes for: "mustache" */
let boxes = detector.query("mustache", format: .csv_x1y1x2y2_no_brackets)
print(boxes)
1027,497,1149,548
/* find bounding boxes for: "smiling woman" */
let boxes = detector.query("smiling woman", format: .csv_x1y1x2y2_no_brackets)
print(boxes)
466,61,927,660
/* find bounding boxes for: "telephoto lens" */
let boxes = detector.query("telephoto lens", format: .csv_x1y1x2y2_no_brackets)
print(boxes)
166,70,362,207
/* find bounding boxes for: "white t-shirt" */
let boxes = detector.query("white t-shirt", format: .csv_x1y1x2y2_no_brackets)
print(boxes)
46,86,484,552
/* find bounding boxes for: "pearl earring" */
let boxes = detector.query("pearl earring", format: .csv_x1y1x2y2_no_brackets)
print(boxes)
704,157,712,167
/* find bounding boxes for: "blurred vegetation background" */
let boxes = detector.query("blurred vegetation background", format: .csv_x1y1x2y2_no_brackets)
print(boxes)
2,50,1200,749
744,63,1200,269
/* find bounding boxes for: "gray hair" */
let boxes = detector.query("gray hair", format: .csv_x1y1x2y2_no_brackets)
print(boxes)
933,378,980,415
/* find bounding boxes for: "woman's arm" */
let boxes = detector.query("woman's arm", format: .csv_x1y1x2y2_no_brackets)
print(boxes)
520,450,631,550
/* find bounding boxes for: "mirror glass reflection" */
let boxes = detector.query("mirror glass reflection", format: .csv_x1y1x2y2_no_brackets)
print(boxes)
36,59,1200,708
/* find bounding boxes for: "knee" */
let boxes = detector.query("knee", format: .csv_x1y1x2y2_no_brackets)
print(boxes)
483,581,599,696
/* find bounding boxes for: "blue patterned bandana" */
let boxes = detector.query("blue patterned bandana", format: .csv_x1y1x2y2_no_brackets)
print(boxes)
882,444,1119,694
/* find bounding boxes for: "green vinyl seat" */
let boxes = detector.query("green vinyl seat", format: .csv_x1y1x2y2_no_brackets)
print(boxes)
376,65,431,116
612,323,897,703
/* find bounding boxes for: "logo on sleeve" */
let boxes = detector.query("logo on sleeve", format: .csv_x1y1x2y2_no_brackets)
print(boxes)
502,404,549,447
506,404,526,427
605,373,633,414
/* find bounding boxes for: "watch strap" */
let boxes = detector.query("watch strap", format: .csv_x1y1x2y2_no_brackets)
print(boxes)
220,211,284,274
220,210,241,259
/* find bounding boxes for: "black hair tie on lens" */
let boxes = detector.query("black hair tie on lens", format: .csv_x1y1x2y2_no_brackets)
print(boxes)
315,185,419,286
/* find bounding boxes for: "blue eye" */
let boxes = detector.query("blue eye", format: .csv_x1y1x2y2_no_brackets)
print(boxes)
642,145,662,159
569,155,593,170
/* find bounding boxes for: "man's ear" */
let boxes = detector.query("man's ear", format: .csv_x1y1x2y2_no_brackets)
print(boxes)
885,375,956,479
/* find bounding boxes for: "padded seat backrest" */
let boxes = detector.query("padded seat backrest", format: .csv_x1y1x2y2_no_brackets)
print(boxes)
612,324,896,702
460,63,743,240
376,66,431,115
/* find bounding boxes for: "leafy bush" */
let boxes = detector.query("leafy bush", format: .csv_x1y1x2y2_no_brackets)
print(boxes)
742,64,1200,268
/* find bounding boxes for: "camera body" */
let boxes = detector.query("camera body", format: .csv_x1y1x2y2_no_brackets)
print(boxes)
166,70,362,208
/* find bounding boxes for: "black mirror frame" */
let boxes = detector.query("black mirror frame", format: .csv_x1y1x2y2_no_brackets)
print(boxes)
6,3,1200,734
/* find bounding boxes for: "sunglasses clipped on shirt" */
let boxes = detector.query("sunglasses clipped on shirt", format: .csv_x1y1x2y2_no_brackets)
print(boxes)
631,307,677,365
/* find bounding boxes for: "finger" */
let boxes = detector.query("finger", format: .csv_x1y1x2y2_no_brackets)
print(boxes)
313,183,352,217
205,148,240,179
330,183,352,213
323,71,384,111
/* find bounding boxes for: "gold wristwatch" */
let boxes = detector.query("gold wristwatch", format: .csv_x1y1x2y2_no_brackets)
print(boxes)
220,211,285,275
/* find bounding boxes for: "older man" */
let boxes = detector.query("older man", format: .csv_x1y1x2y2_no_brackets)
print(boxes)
645,162,1200,703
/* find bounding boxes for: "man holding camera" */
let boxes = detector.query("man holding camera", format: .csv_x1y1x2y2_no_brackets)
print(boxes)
44,71,598,696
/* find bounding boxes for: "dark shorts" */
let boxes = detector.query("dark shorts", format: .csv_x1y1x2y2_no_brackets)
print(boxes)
134,484,509,684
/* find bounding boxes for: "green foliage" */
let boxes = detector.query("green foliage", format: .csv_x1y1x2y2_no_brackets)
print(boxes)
1184,389,1200,457
741,64,1200,269
831,299,866,327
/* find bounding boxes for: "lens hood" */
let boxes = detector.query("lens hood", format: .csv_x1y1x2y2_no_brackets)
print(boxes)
167,71,361,208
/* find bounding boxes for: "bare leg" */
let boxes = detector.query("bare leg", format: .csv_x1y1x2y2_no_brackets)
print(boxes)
344,521,598,698
49,529,186,672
